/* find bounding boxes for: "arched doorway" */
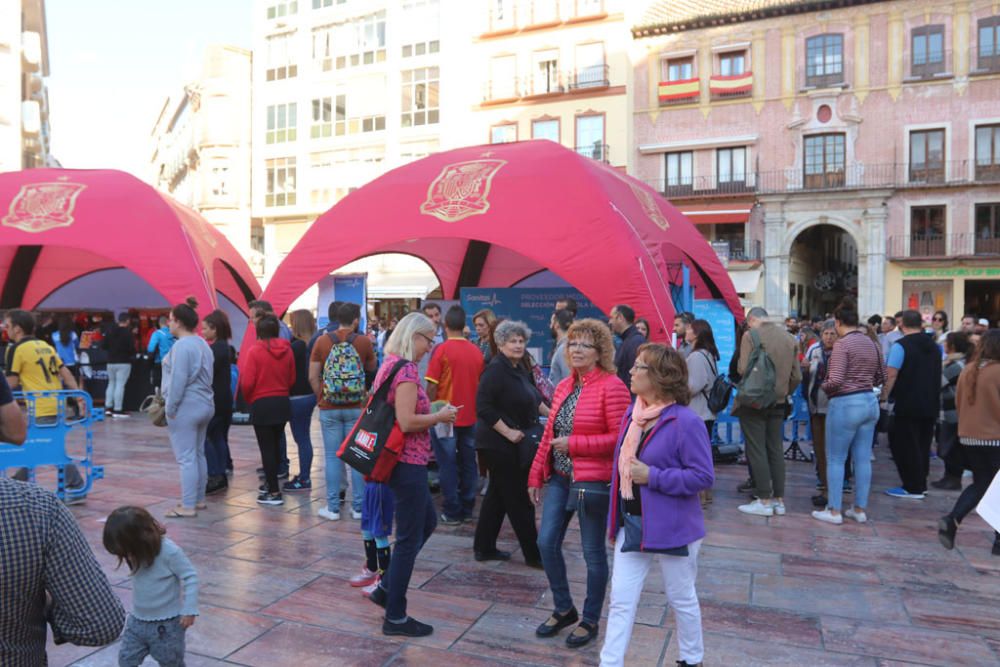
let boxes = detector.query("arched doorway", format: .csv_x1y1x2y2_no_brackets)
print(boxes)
787,224,858,318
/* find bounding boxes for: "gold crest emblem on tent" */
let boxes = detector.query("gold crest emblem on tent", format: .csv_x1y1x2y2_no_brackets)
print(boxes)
2,182,87,233
420,159,506,223
629,182,669,231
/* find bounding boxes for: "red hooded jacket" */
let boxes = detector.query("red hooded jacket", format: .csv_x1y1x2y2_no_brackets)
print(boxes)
528,367,631,487
239,338,295,405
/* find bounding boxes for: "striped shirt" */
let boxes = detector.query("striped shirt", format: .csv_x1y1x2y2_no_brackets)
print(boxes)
821,331,886,397
0,478,125,666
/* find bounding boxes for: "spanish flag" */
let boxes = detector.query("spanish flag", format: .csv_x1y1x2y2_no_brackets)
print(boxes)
709,72,753,95
658,78,700,102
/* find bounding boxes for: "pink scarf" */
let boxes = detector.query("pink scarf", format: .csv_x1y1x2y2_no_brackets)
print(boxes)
618,396,671,500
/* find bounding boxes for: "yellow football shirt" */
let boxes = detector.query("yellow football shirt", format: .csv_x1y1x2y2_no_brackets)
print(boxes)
9,338,64,417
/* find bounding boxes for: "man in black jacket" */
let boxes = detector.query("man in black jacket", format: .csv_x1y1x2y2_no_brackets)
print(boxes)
610,304,644,393
103,312,136,418
881,309,941,499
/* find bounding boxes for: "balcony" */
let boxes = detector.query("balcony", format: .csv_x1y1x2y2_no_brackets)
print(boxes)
728,239,762,262
575,143,609,163
904,49,953,81
709,72,753,99
484,4,518,35
482,78,523,104
755,160,995,195
658,78,700,105
887,234,1000,260
569,64,610,90
645,175,756,199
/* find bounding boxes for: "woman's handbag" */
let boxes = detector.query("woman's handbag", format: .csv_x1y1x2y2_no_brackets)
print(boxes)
517,422,544,469
338,359,409,483
877,402,894,433
140,394,167,427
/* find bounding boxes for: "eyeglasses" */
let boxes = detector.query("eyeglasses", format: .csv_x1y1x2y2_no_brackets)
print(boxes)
631,363,650,372
567,342,597,350
932,316,944,321
417,333,435,345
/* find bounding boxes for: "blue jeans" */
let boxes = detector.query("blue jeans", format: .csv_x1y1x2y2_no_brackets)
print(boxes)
319,408,364,513
537,476,610,624
289,395,316,482
430,425,478,519
204,412,232,477
383,462,437,621
825,392,878,511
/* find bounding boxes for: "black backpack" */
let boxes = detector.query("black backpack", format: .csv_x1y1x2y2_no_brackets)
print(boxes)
701,350,734,414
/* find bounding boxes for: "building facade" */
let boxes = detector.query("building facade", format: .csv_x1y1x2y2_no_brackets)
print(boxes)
150,46,254,271
631,0,1000,324
0,0,53,172
470,0,628,170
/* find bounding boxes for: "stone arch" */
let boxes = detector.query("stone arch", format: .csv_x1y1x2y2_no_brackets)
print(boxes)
782,214,866,258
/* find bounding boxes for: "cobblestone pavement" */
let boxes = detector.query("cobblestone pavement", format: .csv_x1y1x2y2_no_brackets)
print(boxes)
43,417,1000,666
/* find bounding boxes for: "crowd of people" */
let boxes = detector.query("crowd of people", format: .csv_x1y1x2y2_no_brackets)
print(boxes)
3,291,1000,667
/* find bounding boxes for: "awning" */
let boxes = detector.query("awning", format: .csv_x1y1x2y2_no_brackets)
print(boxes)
728,267,761,294
681,203,752,225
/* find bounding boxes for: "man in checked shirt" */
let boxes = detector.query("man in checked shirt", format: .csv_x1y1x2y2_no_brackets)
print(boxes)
0,375,125,665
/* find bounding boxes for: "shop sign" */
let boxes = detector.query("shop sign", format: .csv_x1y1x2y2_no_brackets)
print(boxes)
900,267,1000,278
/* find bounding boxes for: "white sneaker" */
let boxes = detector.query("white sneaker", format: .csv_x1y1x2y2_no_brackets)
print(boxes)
738,499,774,516
811,509,843,524
772,501,786,516
351,509,362,520
318,507,341,521
844,508,868,523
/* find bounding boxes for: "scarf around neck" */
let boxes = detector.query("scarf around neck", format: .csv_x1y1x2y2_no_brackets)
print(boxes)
618,396,672,500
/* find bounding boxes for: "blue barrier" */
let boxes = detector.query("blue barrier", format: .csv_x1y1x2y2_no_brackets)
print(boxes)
0,390,105,502
711,386,814,462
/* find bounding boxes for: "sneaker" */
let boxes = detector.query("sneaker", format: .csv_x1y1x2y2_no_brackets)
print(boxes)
885,487,925,500
351,509,362,520
844,508,868,524
283,477,312,492
256,491,284,506
772,501,786,516
738,499,774,516
382,616,433,638
737,478,755,493
277,469,289,480
318,507,341,521
812,509,843,525
350,567,380,588
256,466,265,477
843,480,854,493
63,488,87,506
439,513,463,526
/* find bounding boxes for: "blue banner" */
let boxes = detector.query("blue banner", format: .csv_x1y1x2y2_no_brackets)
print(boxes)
693,299,737,374
460,288,605,365
317,273,367,332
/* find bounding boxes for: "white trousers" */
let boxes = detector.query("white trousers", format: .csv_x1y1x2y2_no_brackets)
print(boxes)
599,530,704,666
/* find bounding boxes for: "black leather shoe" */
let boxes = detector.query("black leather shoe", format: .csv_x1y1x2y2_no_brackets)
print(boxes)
205,475,228,495
931,477,962,491
938,516,957,550
535,607,578,638
474,550,511,562
367,583,387,609
565,620,598,648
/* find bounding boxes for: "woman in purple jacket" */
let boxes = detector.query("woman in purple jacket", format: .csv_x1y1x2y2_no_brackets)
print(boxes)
599,343,714,667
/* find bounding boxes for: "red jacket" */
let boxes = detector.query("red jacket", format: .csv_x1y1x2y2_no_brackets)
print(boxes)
528,368,631,487
239,338,295,405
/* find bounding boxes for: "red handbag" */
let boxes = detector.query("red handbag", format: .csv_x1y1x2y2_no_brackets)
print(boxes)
337,359,408,482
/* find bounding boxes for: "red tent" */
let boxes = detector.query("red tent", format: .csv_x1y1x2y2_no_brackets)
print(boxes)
0,169,259,315
260,141,741,339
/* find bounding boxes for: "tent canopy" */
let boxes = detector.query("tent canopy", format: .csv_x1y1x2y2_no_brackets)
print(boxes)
261,140,741,339
0,169,260,316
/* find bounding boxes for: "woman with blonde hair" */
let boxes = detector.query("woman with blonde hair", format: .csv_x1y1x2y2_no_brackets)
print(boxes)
473,309,498,361
529,319,631,648
365,312,459,637
284,309,318,492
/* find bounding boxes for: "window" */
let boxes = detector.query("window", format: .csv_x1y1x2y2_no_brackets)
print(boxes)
265,157,296,207
491,123,517,144
574,43,607,89
719,52,746,76
665,151,693,193
401,0,440,58
664,57,694,81
575,114,605,161
489,55,517,100
803,133,845,188
402,40,440,58
313,0,341,7
805,33,844,87
266,103,297,143
912,25,945,77
909,129,945,183
265,34,297,81
401,67,439,127
310,151,335,206
312,26,333,71
717,147,747,188
532,118,559,142
975,203,1000,254
491,0,515,31
210,164,229,198
532,50,560,94
910,206,946,256
979,16,1000,71
334,12,387,69
976,124,1000,180
267,1,297,19
311,97,333,138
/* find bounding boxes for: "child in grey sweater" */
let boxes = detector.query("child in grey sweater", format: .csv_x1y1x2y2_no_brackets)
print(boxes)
103,506,199,666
